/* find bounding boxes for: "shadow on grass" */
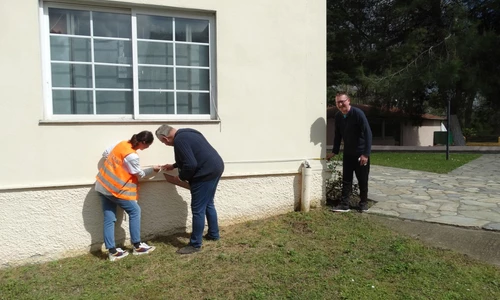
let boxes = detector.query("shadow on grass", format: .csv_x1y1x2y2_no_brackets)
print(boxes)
88,231,192,260
326,196,377,210
150,232,191,249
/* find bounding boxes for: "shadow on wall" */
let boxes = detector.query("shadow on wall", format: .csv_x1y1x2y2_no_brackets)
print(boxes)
82,174,189,255
138,178,189,243
82,188,125,253
311,117,329,206
293,173,300,211
310,117,327,158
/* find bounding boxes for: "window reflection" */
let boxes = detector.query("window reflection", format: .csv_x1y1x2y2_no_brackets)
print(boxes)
137,15,173,40
93,12,131,38
175,18,209,43
49,8,90,35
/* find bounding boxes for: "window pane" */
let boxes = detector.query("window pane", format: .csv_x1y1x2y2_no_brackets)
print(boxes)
93,12,131,38
94,40,132,64
139,67,174,89
52,90,93,114
175,18,209,43
49,8,90,35
96,91,133,114
138,41,173,65
176,68,209,90
95,66,132,89
176,44,209,67
137,15,173,40
50,36,91,62
177,92,210,114
46,7,213,118
51,63,92,88
139,92,175,114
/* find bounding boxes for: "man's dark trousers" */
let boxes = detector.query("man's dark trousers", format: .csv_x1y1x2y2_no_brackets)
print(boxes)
341,154,370,206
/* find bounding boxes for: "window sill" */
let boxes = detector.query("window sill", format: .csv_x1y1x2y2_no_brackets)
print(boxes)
38,119,221,125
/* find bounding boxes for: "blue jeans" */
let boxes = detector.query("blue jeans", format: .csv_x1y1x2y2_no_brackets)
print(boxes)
99,192,141,250
189,176,221,248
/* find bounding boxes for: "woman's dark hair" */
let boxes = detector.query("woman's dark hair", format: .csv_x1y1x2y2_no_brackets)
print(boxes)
129,131,154,148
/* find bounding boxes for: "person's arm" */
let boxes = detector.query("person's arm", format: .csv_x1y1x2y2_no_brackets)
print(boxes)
124,154,160,178
102,141,120,158
359,112,372,157
332,115,342,155
174,139,197,181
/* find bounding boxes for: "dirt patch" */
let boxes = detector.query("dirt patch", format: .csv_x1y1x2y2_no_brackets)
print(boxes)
368,214,500,268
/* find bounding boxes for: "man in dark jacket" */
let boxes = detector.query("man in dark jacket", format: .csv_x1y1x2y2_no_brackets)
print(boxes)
327,93,372,212
156,125,224,254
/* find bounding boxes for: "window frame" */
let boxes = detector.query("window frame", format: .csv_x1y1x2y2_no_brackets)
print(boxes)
39,1,217,122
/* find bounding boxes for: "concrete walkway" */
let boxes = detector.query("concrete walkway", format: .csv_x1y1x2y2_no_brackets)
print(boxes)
367,154,500,231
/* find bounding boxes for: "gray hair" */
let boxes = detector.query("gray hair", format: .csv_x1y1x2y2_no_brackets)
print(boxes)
155,124,175,139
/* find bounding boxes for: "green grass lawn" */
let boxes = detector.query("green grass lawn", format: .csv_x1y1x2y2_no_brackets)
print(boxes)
1,210,500,299
370,152,482,173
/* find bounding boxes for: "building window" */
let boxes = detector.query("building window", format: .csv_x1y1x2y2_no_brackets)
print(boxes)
41,3,215,120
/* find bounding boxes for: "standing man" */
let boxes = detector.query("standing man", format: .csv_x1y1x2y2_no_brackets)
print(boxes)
327,92,372,212
156,125,224,254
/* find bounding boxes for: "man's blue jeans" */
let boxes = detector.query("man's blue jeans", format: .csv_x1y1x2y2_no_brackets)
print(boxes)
189,176,221,248
99,192,141,250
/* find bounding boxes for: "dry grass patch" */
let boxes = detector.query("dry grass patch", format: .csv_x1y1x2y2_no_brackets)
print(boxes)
2,210,500,299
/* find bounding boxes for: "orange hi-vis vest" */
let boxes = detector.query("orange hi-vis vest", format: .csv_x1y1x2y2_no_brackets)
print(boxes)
96,141,139,200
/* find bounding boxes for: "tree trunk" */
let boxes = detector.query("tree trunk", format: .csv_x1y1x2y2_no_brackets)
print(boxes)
450,115,466,146
463,95,473,129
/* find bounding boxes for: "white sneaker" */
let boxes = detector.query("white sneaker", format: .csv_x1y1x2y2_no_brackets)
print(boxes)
133,242,156,255
108,248,129,261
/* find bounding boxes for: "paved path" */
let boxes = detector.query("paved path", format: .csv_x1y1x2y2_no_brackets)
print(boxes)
367,154,500,231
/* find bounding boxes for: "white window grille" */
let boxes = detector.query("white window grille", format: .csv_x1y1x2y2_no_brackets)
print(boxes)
40,2,216,121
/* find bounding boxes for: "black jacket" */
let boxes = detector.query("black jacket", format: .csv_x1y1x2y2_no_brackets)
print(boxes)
332,106,372,157
172,129,224,182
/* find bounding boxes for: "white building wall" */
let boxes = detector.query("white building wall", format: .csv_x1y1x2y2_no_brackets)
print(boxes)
401,120,442,146
0,0,326,266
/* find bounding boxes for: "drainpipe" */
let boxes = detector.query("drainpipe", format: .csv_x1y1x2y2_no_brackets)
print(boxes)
301,160,312,212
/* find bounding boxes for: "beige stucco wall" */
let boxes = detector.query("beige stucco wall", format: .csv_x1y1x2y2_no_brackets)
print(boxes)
401,120,443,146
1,170,327,267
0,0,326,266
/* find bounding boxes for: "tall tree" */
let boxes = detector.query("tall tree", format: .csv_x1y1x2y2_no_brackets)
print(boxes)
327,0,500,134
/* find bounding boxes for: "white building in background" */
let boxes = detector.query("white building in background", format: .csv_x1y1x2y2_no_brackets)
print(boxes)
0,0,326,267
327,105,446,147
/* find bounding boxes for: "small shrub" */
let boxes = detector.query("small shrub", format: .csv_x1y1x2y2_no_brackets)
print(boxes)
461,127,476,139
325,152,360,207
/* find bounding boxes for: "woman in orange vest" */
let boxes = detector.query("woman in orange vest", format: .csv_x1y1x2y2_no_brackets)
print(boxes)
95,131,161,261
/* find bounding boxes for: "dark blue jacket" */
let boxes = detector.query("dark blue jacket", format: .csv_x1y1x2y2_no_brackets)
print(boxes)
332,106,372,157
172,129,224,183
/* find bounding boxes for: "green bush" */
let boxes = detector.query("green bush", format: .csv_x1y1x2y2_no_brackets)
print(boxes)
325,152,359,207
